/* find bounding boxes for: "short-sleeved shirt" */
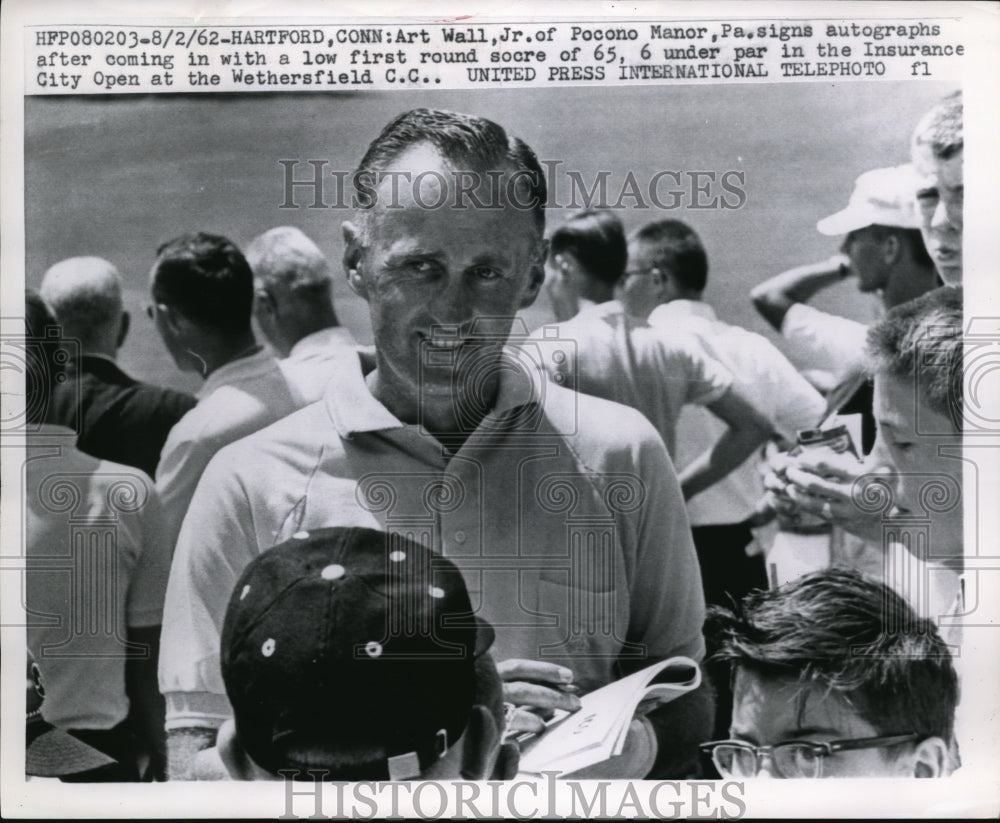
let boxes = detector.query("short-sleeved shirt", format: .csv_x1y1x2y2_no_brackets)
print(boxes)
779,303,869,393
155,346,301,556
48,354,196,478
533,301,731,458
159,353,706,728
25,425,170,730
278,326,364,406
649,300,826,526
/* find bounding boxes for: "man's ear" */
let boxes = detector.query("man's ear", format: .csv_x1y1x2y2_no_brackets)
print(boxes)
116,310,130,349
912,736,948,777
882,233,901,265
460,705,508,780
253,287,275,318
342,221,367,299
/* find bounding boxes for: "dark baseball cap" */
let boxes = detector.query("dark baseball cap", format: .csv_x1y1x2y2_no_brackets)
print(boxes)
221,526,493,780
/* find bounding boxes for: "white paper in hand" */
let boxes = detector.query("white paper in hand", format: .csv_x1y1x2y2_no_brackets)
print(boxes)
517,656,701,776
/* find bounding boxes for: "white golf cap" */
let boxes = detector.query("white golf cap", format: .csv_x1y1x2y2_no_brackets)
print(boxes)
816,165,920,236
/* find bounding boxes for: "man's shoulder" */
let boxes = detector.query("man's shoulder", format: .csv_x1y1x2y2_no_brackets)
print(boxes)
541,381,665,461
207,399,340,476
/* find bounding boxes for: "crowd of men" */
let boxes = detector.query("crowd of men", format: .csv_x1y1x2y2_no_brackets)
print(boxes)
22,90,966,783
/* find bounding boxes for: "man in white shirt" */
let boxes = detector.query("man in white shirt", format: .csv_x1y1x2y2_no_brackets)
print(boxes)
540,210,772,502
160,108,711,780
750,164,940,400
245,226,368,405
149,232,302,561
629,219,826,608
24,291,171,780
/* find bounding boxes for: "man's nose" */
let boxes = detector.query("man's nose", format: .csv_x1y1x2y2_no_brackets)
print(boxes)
931,198,956,232
428,278,471,326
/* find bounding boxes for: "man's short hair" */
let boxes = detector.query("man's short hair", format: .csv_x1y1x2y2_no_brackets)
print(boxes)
866,225,935,270
709,567,958,745
24,290,62,424
39,257,123,349
352,107,546,242
631,219,708,292
911,90,963,161
245,226,331,293
866,285,963,430
151,232,254,334
549,210,627,288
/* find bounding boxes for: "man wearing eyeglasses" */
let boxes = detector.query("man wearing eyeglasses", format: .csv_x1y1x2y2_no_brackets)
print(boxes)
701,567,957,778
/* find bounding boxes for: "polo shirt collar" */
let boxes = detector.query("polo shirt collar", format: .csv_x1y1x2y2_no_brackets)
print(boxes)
287,327,356,362
323,344,547,438
648,299,716,325
196,345,269,400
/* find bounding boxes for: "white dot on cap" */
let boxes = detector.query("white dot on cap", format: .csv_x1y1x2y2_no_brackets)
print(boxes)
389,550,406,562
240,585,251,600
365,641,383,658
429,585,445,599
292,530,309,540
321,564,345,581
261,638,276,657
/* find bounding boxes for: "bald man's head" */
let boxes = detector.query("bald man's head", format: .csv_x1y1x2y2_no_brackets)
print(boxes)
40,257,127,356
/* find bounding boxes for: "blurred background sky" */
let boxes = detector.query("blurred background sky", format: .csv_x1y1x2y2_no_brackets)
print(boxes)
25,81,953,392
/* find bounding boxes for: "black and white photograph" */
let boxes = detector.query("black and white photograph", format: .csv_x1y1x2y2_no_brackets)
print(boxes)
2,1,998,818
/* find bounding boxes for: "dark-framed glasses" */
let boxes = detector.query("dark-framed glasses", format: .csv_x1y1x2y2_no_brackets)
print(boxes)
700,734,919,778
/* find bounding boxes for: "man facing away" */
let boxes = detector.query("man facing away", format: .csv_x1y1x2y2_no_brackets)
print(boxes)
244,226,369,405
148,232,302,557
39,256,196,478
160,108,710,779
191,527,517,781
540,210,772,503
24,290,171,780
702,567,957,779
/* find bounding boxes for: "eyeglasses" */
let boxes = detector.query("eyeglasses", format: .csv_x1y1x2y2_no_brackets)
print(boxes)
700,734,919,779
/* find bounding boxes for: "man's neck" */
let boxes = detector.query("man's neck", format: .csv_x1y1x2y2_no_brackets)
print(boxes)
197,331,259,379
882,262,940,310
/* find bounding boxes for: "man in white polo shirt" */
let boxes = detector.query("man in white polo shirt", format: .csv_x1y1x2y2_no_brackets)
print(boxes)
751,164,939,399
160,108,710,780
150,232,303,558
245,226,369,405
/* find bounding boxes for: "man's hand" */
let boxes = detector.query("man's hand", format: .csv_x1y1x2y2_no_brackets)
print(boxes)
774,446,894,543
496,659,581,735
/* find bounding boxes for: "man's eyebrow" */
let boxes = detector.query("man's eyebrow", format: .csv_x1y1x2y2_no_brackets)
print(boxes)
383,248,443,265
466,251,514,269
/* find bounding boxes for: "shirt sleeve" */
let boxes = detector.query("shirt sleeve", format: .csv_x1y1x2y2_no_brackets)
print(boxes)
125,475,172,628
673,338,733,408
158,447,261,729
780,303,868,392
752,338,828,440
623,421,706,664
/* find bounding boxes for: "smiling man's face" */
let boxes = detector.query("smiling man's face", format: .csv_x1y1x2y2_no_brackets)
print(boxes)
344,143,544,430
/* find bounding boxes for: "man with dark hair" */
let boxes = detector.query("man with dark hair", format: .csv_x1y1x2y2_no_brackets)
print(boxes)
540,211,774,503
161,109,709,779
702,567,957,778
191,527,517,781
40,256,195,477
911,91,963,286
751,165,940,399
149,232,301,559
619,219,823,601
24,290,171,780
245,226,366,405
